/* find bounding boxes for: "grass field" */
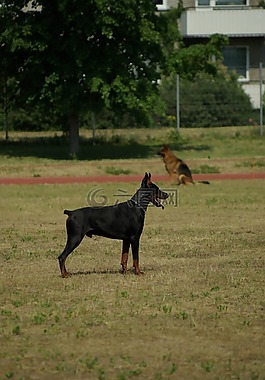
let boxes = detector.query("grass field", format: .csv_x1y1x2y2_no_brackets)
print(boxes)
0,127,264,379
0,126,265,179
0,179,265,379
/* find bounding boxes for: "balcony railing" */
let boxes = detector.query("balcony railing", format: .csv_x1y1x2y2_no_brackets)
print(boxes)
180,8,265,37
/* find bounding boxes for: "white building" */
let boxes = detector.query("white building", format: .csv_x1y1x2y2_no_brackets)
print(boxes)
155,0,265,108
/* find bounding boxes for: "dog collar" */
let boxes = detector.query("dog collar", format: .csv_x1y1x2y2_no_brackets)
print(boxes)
129,199,146,213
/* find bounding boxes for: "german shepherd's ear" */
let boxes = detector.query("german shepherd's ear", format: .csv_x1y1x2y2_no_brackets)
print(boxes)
141,172,152,187
157,145,169,155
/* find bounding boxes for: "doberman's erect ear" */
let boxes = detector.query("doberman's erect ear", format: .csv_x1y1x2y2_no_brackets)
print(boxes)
147,173,152,185
141,172,149,187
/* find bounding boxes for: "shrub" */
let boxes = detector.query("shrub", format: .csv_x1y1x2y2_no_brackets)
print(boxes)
159,72,256,127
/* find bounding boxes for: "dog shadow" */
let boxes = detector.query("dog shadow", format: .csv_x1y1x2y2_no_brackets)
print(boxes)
71,269,121,276
67,266,153,277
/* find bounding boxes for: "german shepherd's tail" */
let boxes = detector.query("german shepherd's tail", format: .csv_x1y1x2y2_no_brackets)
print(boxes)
197,180,210,185
178,174,210,185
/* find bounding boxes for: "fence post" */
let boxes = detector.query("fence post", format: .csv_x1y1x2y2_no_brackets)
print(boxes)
4,77,9,142
259,62,264,136
176,74,180,133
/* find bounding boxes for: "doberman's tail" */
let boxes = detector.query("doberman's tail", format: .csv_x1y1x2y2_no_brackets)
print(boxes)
197,181,210,185
64,210,74,216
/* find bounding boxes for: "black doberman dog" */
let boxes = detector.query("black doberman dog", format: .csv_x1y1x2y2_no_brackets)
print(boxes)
58,173,168,277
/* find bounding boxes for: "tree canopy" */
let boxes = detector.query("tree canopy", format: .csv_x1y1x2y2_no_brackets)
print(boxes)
0,1,227,155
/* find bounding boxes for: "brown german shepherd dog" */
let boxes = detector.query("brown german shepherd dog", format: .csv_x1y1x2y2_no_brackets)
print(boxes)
157,145,210,185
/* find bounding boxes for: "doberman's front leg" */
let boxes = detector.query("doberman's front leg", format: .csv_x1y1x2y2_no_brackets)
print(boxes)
121,239,130,274
131,239,143,275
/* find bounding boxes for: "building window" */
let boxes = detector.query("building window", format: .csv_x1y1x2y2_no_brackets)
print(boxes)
153,0,169,10
215,0,246,5
222,46,249,81
197,0,246,5
197,0,210,5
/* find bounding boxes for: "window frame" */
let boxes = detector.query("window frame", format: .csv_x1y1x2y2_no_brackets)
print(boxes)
222,45,249,82
196,0,248,6
154,0,169,11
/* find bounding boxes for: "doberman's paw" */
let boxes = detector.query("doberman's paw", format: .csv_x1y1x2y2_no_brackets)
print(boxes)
61,271,72,278
120,263,128,275
135,270,144,276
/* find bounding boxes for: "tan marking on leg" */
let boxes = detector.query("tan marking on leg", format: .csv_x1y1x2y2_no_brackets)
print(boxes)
121,240,130,274
121,252,129,274
60,259,71,278
133,259,144,275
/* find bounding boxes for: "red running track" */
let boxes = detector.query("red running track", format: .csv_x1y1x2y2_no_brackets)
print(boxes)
0,173,265,185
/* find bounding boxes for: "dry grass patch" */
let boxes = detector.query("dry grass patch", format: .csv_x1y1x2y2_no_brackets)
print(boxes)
0,180,265,379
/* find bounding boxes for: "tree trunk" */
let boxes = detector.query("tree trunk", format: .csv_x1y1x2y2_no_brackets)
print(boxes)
68,113,79,158
3,77,9,143
91,112,96,146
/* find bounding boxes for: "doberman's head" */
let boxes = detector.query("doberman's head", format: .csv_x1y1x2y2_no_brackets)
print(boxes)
140,172,169,210
157,145,170,158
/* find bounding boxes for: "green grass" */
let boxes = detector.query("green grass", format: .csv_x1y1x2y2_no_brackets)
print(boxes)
0,125,264,161
0,180,265,379
235,159,265,168
105,166,132,176
0,126,264,179
191,164,220,174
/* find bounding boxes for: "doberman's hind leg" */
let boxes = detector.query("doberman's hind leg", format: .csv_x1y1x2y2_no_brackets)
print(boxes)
131,239,143,275
58,234,84,278
120,239,130,274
